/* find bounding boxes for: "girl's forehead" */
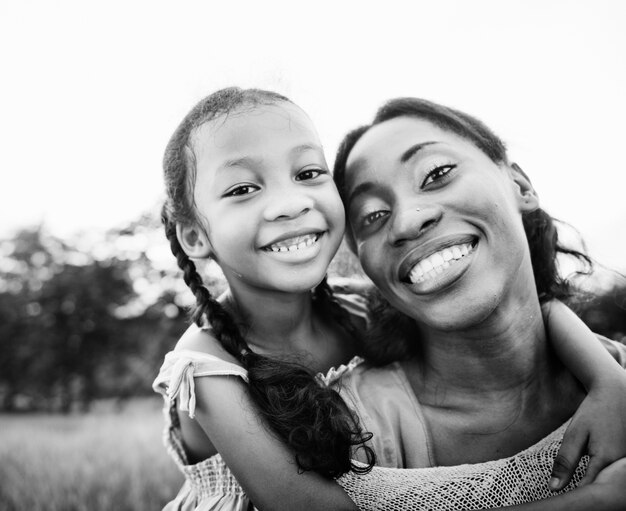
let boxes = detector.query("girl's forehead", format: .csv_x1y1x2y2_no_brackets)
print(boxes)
191,102,320,160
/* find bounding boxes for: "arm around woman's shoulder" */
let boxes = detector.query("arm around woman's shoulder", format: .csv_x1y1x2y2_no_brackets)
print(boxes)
174,325,358,511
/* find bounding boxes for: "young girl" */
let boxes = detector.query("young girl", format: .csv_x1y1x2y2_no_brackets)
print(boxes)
153,87,626,511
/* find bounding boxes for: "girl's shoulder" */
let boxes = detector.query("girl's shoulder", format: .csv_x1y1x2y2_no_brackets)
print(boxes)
153,324,248,419
175,323,242,366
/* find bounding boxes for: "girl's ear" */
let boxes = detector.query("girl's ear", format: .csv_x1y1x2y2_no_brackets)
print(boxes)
176,223,213,259
509,162,539,213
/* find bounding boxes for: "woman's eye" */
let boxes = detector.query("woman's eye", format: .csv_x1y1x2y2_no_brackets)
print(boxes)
224,184,258,197
296,168,326,181
422,164,456,187
362,210,388,226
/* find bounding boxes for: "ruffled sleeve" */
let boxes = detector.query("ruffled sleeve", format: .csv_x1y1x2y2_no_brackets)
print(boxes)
153,350,248,419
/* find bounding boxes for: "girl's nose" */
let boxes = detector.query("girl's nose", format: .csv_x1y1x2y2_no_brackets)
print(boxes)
387,205,442,246
263,191,315,222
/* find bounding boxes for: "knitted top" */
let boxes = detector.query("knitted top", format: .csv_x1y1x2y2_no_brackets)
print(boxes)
335,336,626,510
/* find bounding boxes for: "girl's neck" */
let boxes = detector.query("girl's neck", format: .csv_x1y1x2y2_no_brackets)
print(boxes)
220,283,355,371
222,286,315,350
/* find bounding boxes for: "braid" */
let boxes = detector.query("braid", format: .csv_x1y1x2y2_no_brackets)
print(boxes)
162,207,374,476
161,206,249,358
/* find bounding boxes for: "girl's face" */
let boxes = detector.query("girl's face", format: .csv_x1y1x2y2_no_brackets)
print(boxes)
343,116,537,331
190,102,345,295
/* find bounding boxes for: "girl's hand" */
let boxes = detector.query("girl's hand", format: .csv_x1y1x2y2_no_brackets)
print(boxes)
550,373,626,491
542,300,626,492
587,457,626,508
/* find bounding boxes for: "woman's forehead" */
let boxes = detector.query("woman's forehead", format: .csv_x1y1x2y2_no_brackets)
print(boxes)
347,117,454,171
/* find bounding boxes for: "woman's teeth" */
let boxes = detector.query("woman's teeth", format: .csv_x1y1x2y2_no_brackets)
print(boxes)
408,242,474,284
266,233,319,253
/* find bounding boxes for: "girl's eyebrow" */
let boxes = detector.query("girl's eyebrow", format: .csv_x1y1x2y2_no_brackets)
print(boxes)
399,141,439,163
290,143,324,157
219,145,324,172
219,156,260,171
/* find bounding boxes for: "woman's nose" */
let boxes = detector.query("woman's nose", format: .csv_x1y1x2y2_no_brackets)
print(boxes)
263,190,315,221
387,205,441,246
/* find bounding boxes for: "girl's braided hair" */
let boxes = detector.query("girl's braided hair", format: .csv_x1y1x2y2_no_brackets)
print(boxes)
333,97,593,365
162,87,374,477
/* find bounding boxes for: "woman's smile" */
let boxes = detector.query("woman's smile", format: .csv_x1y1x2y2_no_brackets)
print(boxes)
343,116,536,329
400,236,478,293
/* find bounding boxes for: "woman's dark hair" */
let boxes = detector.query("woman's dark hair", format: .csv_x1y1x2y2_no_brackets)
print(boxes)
333,97,593,364
162,87,374,478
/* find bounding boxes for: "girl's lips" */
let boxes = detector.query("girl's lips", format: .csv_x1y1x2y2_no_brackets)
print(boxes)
260,229,324,251
263,232,321,253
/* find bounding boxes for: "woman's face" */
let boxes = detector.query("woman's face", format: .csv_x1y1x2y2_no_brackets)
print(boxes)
343,116,538,331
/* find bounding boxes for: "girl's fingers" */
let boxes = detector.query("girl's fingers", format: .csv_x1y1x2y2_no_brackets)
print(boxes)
550,426,587,492
579,455,611,487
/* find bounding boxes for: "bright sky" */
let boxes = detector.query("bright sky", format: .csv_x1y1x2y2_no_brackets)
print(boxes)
1,0,625,271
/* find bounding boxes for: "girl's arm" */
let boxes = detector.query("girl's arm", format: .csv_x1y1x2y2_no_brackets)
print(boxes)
179,328,357,511
193,372,357,511
499,459,626,511
543,300,626,490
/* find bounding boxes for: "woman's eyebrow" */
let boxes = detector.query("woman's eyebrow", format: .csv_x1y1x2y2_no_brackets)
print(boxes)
400,141,439,163
347,181,378,207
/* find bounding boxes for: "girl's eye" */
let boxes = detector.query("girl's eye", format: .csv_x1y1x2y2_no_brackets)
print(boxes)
296,168,326,181
422,164,456,187
223,184,259,197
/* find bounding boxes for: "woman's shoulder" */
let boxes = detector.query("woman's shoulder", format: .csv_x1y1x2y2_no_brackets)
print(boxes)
597,334,626,368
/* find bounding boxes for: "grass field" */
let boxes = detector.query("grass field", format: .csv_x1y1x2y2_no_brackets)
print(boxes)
0,398,184,511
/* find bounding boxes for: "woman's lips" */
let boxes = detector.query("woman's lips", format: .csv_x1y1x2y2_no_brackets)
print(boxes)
406,241,476,284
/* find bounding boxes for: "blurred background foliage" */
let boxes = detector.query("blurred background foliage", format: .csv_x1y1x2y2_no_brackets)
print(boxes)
0,210,624,414
0,209,366,413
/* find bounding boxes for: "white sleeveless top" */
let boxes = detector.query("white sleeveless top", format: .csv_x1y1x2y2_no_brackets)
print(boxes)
153,348,363,511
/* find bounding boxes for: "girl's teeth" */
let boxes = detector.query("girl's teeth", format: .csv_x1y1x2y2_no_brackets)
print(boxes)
267,234,319,253
408,242,474,284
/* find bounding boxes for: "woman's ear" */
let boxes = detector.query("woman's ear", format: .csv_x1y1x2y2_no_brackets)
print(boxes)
176,223,213,259
509,162,539,212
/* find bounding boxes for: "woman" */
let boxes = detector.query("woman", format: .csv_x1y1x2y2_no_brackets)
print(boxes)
331,97,626,508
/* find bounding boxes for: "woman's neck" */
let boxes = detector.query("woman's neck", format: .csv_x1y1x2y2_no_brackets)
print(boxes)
410,296,555,397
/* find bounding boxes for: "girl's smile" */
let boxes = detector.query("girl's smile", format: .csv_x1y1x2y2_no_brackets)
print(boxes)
189,102,345,294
